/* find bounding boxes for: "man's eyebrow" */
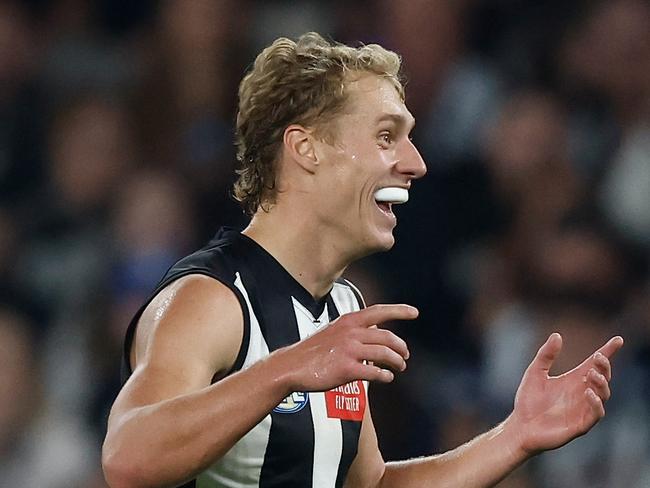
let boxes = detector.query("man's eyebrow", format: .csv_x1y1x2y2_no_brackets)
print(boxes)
375,113,416,130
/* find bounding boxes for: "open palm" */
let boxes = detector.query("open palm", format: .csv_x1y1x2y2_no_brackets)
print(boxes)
511,333,624,454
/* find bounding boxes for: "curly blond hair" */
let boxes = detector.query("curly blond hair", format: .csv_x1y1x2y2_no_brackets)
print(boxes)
233,32,404,215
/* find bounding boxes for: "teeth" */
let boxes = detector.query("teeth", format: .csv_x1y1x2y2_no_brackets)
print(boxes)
374,187,409,204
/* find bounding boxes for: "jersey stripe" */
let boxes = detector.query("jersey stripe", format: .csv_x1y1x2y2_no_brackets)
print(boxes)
328,291,364,488
254,280,315,487
293,298,343,488
310,392,343,488
341,278,366,309
198,273,272,487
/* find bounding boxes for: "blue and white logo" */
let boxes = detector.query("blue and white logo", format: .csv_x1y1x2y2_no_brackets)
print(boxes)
273,392,309,413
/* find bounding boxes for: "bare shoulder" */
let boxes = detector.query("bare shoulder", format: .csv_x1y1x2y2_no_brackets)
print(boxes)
116,274,244,413
134,274,244,378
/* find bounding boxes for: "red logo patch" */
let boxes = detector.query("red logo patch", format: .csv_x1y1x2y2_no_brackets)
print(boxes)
325,380,366,421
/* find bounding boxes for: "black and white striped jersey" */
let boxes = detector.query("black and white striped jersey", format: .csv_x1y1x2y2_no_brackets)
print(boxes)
122,227,367,488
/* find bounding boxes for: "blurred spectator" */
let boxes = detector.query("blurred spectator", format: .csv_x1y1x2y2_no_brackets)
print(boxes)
482,90,582,237
39,0,140,101
599,123,650,247
558,0,650,179
559,0,650,125
108,168,197,344
134,0,248,238
0,306,95,487
0,1,47,205
381,0,466,117
250,0,335,50
16,93,138,435
19,94,135,319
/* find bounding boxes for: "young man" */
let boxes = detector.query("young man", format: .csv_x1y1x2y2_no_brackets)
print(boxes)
102,33,623,488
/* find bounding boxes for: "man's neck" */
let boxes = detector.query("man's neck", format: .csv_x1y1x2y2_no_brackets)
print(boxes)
242,207,351,300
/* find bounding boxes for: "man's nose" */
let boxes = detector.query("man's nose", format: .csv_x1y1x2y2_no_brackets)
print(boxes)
397,138,427,180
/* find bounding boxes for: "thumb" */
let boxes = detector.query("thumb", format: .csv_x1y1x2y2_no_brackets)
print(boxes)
530,333,563,375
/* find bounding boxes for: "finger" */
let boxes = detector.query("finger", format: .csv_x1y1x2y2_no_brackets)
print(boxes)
596,336,624,360
586,369,611,402
593,352,612,381
348,304,419,328
363,327,410,360
359,344,407,372
357,363,395,383
530,333,563,374
585,387,606,420
577,336,623,375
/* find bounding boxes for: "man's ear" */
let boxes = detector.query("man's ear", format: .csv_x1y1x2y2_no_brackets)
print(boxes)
283,124,318,174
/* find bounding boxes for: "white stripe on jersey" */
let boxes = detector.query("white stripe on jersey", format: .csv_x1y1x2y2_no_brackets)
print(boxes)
199,273,272,487
331,282,363,313
292,297,343,488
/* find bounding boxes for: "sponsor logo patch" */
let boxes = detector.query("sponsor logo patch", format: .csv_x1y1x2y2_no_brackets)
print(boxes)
273,391,309,413
325,380,366,421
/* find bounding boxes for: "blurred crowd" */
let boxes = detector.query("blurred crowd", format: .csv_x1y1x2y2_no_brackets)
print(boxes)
1,1,649,486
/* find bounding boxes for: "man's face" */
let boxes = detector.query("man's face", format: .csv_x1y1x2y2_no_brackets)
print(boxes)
312,74,427,258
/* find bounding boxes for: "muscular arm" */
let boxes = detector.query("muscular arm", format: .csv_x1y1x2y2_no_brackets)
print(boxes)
102,275,418,488
102,275,295,487
345,333,624,488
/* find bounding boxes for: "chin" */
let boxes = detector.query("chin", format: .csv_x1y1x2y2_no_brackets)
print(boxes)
378,232,396,251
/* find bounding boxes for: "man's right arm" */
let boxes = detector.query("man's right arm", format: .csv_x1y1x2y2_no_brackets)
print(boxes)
102,275,297,487
102,274,416,488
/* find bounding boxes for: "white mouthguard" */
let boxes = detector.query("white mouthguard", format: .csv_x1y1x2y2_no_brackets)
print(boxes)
374,187,409,204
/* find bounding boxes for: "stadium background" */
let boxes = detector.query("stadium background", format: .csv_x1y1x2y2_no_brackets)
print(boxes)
1,0,650,486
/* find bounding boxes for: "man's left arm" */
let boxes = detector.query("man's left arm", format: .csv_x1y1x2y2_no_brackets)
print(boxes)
345,333,624,488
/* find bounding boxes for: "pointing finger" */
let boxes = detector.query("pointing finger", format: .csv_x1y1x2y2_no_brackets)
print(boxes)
577,336,624,376
348,304,419,328
596,336,624,360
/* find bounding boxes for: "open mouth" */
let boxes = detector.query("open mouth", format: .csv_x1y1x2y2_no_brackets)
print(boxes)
376,201,393,215
374,187,409,204
374,187,409,216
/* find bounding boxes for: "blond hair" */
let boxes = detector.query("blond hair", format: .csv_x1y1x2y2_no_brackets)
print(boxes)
233,32,403,215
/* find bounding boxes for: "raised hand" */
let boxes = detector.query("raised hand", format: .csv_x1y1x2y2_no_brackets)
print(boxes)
509,333,624,455
277,304,417,392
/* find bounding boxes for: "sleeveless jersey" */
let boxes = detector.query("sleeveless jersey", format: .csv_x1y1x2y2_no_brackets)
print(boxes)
121,227,367,488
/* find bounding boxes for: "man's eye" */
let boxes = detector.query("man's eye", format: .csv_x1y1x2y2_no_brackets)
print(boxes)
380,133,393,145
